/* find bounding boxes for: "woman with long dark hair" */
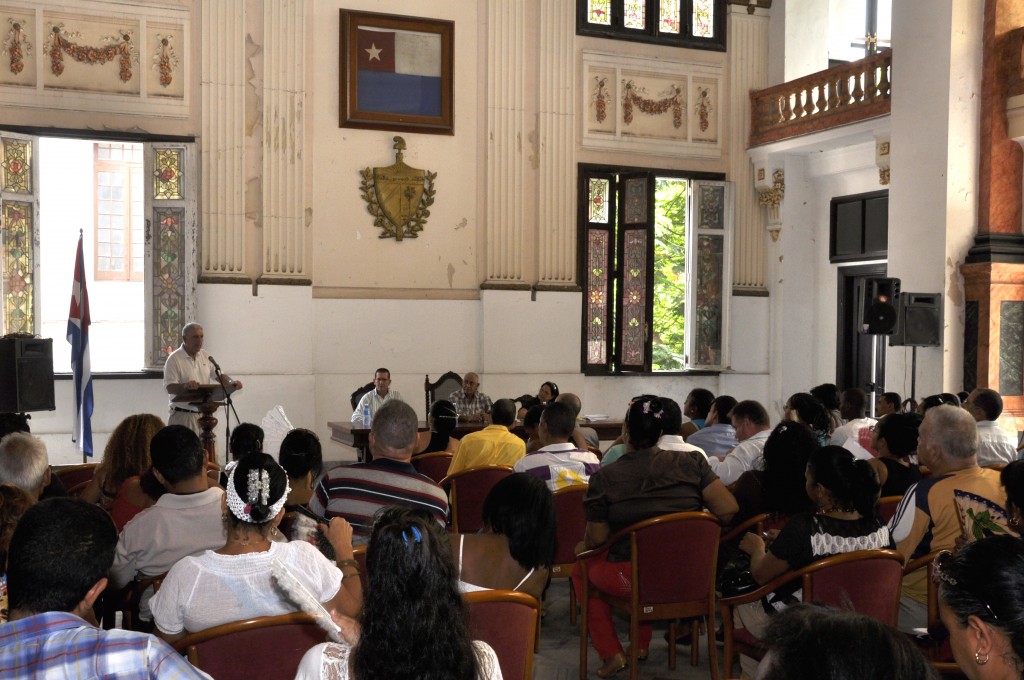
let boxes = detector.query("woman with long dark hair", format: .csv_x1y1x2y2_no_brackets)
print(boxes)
296,506,501,680
731,420,818,525
784,393,832,445
414,399,460,456
868,412,923,497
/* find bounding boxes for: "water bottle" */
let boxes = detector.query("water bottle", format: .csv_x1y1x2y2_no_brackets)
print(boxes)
362,404,372,428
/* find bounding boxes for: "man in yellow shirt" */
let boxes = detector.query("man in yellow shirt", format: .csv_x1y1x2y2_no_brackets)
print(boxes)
446,399,525,475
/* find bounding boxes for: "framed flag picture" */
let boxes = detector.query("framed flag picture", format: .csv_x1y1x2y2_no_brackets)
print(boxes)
339,10,454,135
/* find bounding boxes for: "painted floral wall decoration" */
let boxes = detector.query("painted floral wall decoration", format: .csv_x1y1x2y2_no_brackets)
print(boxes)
2,18,31,75
45,23,137,82
152,34,177,87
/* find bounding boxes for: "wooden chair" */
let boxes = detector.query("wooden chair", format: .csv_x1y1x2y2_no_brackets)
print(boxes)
902,549,956,666
877,495,903,524
54,463,98,496
719,549,904,679
349,381,374,411
464,590,540,680
172,612,328,678
577,511,722,680
352,544,369,593
550,483,588,624
424,371,463,415
412,451,454,484
439,465,514,533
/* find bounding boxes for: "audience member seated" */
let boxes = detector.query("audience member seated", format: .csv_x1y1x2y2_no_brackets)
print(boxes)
0,484,33,623
708,400,771,486
602,396,706,467
311,401,448,542
80,414,164,511
0,414,65,501
279,428,333,557
556,392,599,449
1001,461,1024,534
109,468,166,533
889,405,1009,633
783,392,832,446
218,422,264,487
0,432,53,501
449,372,493,424
829,388,876,458
757,603,937,680
452,473,555,600
151,454,361,642
522,403,546,452
918,393,961,414
0,498,207,678
351,367,405,427
514,402,601,490
680,388,714,439
731,420,818,526
735,446,893,677
876,391,902,417
810,383,844,434
573,396,738,678
936,536,1024,680
447,399,526,476
964,388,1017,467
296,507,501,680
868,412,923,497
686,395,739,458
413,399,460,457
109,426,226,628
516,380,560,420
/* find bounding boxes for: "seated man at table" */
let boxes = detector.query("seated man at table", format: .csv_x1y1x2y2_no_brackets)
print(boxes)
312,401,448,542
515,401,600,491
446,399,526,476
350,367,405,427
448,372,493,424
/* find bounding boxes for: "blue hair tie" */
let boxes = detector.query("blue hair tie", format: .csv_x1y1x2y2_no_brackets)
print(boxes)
402,526,423,545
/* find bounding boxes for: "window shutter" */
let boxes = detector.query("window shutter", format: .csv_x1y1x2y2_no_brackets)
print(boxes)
0,132,39,335
685,179,731,370
581,169,617,373
616,172,653,372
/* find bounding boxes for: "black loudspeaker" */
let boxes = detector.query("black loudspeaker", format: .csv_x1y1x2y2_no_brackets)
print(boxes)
890,293,942,347
0,337,55,412
862,277,901,334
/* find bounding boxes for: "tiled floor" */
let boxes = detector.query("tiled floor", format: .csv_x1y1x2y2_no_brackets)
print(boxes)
536,579,722,680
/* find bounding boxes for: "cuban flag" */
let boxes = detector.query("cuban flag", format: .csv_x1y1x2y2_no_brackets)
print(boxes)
357,26,442,116
67,233,93,457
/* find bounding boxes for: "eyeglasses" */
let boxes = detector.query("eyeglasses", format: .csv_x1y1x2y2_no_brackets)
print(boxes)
932,551,1000,622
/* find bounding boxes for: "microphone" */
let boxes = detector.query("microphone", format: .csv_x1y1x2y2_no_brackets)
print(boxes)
209,356,222,373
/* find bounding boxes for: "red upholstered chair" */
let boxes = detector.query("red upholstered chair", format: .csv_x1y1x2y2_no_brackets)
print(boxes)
551,483,588,624
412,452,454,484
54,463,98,497
902,549,956,667
877,495,903,524
718,549,904,679
351,544,369,594
172,612,328,679
439,466,514,533
464,590,540,680
577,511,722,680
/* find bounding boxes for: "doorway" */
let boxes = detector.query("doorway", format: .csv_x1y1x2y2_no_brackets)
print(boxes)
836,263,887,393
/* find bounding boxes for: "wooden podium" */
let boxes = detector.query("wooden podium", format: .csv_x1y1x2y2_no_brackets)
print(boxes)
172,384,237,465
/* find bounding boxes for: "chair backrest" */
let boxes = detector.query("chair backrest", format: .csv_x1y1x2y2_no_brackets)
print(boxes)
54,463,98,493
425,371,463,415
464,590,539,680
173,612,328,679
350,382,375,411
412,452,454,484
551,484,588,576
802,549,905,627
352,544,369,593
877,495,903,524
631,511,722,606
440,466,514,533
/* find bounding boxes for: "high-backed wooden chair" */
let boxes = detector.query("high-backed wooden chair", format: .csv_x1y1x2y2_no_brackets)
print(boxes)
54,462,98,496
577,511,722,680
172,612,328,679
424,371,463,415
349,382,374,411
412,451,454,484
464,590,540,680
439,465,514,533
718,549,904,679
551,483,588,624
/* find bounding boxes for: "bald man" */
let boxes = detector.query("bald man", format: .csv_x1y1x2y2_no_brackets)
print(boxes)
449,372,493,423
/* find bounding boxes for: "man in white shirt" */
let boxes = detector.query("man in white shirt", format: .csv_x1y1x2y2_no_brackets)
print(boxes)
830,388,875,458
514,401,600,491
351,367,405,426
708,400,770,485
163,322,242,434
109,425,226,626
964,388,1018,466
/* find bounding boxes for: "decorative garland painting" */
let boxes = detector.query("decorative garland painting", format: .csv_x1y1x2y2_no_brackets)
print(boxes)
622,79,683,129
2,17,30,76
151,34,178,87
45,23,137,82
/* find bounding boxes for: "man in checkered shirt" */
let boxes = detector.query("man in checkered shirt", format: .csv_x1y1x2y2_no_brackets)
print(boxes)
449,372,494,424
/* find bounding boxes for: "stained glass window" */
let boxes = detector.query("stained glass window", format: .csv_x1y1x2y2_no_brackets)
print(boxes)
1,201,34,333
1,139,31,193
660,0,681,33
589,178,610,223
620,230,648,368
152,207,186,363
587,229,610,365
624,0,646,29
588,0,612,25
692,0,713,38
624,178,647,224
694,234,723,365
154,148,182,199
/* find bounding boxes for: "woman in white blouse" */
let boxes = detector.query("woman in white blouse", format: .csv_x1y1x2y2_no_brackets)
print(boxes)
150,453,361,642
296,506,502,680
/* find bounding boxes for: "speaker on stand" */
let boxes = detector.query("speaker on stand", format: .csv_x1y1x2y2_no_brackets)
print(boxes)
860,278,901,415
0,336,56,413
889,293,942,404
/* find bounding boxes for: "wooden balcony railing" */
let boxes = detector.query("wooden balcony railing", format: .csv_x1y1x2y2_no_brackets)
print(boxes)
750,50,892,147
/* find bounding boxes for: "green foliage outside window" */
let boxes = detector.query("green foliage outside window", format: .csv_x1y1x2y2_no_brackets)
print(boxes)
652,178,687,370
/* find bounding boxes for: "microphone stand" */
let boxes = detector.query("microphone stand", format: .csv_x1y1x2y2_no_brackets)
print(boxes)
211,359,240,461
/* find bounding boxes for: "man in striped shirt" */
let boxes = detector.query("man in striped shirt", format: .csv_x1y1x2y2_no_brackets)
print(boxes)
515,401,600,491
310,400,448,543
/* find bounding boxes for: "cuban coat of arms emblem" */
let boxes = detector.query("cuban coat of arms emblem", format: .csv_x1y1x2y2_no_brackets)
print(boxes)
359,136,436,240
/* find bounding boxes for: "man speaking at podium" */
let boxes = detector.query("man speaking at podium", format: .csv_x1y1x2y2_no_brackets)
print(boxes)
163,322,243,433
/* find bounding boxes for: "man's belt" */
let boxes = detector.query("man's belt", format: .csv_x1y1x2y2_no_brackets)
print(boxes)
172,406,198,414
